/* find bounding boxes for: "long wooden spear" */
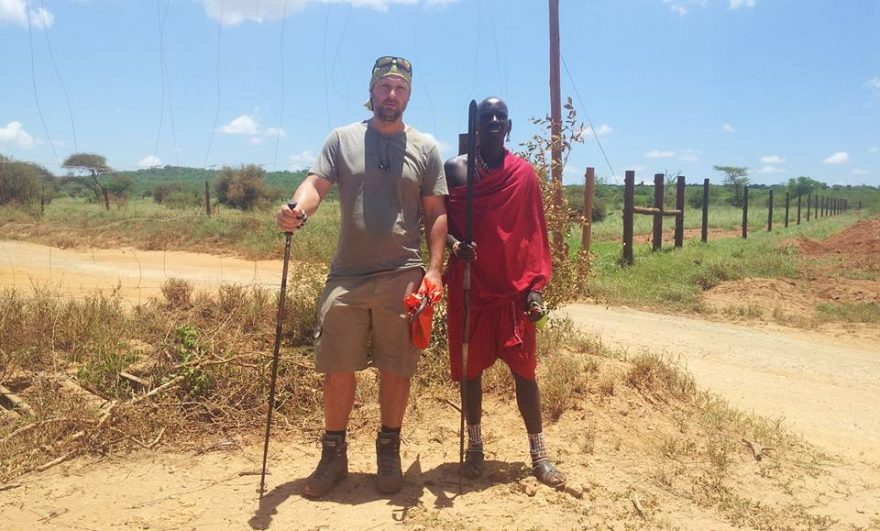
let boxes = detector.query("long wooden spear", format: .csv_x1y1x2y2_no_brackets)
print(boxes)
459,100,477,491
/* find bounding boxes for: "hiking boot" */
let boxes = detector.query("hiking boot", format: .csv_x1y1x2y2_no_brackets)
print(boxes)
375,431,403,495
302,434,348,498
532,458,566,489
462,449,484,479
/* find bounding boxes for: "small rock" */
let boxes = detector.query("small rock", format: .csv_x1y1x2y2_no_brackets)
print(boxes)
856,507,865,514
525,484,537,497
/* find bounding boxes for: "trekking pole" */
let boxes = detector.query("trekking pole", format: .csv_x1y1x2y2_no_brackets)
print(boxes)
259,200,297,498
459,100,477,492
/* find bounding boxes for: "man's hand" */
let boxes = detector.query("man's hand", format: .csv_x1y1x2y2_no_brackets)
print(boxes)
420,271,444,302
526,291,546,323
453,240,477,261
276,202,308,233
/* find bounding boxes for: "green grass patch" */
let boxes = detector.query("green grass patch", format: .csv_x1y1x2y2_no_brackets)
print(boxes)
815,302,880,323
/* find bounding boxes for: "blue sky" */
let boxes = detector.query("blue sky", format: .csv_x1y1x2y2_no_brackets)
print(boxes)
1,0,878,186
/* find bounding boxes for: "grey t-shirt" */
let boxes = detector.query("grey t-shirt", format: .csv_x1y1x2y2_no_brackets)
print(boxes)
310,120,448,277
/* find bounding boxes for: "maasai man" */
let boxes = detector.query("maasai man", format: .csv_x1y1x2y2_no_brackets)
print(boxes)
277,56,448,498
443,96,565,488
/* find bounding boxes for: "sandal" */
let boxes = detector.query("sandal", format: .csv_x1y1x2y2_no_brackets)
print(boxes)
532,459,566,488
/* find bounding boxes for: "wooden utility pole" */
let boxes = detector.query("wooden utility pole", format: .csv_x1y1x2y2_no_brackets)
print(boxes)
548,0,563,249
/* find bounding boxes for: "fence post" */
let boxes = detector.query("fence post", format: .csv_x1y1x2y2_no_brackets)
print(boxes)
767,189,774,232
622,170,635,266
652,174,664,251
784,192,790,228
797,194,802,225
205,180,212,217
741,185,749,239
815,194,819,219
701,178,709,243
807,193,812,221
674,175,685,248
581,167,595,260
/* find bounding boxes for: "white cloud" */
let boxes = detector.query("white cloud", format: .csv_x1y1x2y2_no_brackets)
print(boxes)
662,1,688,16
221,114,259,135
722,123,735,133
760,154,785,164
823,152,849,165
201,0,448,26
0,0,54,29
645,149,675,159
852,168,869,176
579,124,612,139
289,150,316,171
138,155,162,168
0,121,35,148
264,127,287,138
870,146,879,154
729,0,756,9
249,137,263,145
679,150,700,162
759,165,783,174
865,77,880,97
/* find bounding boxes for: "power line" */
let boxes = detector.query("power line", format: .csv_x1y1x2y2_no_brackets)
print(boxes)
560,52,616,180
25,1,59,163
40,0,77,153
204,0,225,168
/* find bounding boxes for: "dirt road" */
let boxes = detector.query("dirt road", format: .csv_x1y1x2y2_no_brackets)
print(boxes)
560,304,880,462
2,239,878,463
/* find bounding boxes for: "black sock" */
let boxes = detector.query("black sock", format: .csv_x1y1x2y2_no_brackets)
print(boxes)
326,430,346,443
380,425,401,434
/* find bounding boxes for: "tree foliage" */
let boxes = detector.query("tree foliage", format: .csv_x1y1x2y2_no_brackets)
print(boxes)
787,176,824,197
63,152,113,209
0,155,55,207
713,165,750,206
215,164,273,210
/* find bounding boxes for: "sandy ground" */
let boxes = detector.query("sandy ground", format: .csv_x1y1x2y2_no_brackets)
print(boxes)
2,238,880,529
560,304,880,462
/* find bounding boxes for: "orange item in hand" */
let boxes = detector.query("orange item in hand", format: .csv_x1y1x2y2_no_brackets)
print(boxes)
404,277,443,349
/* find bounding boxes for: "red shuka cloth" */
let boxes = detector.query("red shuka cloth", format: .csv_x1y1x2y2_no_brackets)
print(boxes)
444,150,552,311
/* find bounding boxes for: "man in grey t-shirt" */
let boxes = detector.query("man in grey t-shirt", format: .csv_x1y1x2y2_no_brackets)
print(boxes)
276,56,447,498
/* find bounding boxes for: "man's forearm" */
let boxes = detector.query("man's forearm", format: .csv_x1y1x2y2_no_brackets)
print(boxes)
425,211,448,274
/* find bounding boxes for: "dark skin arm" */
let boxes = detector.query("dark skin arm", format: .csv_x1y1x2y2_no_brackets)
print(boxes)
444,155,475,260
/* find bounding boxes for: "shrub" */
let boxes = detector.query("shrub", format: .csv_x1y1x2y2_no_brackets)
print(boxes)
215,164,271,210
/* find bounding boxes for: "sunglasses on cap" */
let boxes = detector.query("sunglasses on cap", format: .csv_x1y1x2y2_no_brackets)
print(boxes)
373,56,412,73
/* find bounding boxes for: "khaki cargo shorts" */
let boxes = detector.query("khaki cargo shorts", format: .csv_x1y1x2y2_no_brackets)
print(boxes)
314,267,423,377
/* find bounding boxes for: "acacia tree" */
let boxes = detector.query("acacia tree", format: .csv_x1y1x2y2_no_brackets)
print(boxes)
787,176,824,197
63,153,112,209
713,165,750,206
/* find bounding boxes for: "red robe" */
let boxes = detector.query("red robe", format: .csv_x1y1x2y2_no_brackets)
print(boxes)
444,150,552,380
445,150,551,311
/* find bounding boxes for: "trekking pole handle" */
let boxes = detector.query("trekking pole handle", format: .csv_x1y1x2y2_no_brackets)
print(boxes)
285,199,299,236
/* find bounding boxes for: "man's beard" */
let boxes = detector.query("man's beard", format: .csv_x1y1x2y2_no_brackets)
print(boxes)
377,106,402,122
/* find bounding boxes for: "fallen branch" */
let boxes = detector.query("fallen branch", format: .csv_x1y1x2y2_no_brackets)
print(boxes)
147,427,166,449
131,376,184,404
36,450,77,472
1,418,69,444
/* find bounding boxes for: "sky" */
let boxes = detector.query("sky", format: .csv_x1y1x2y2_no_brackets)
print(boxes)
1,0,878,187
